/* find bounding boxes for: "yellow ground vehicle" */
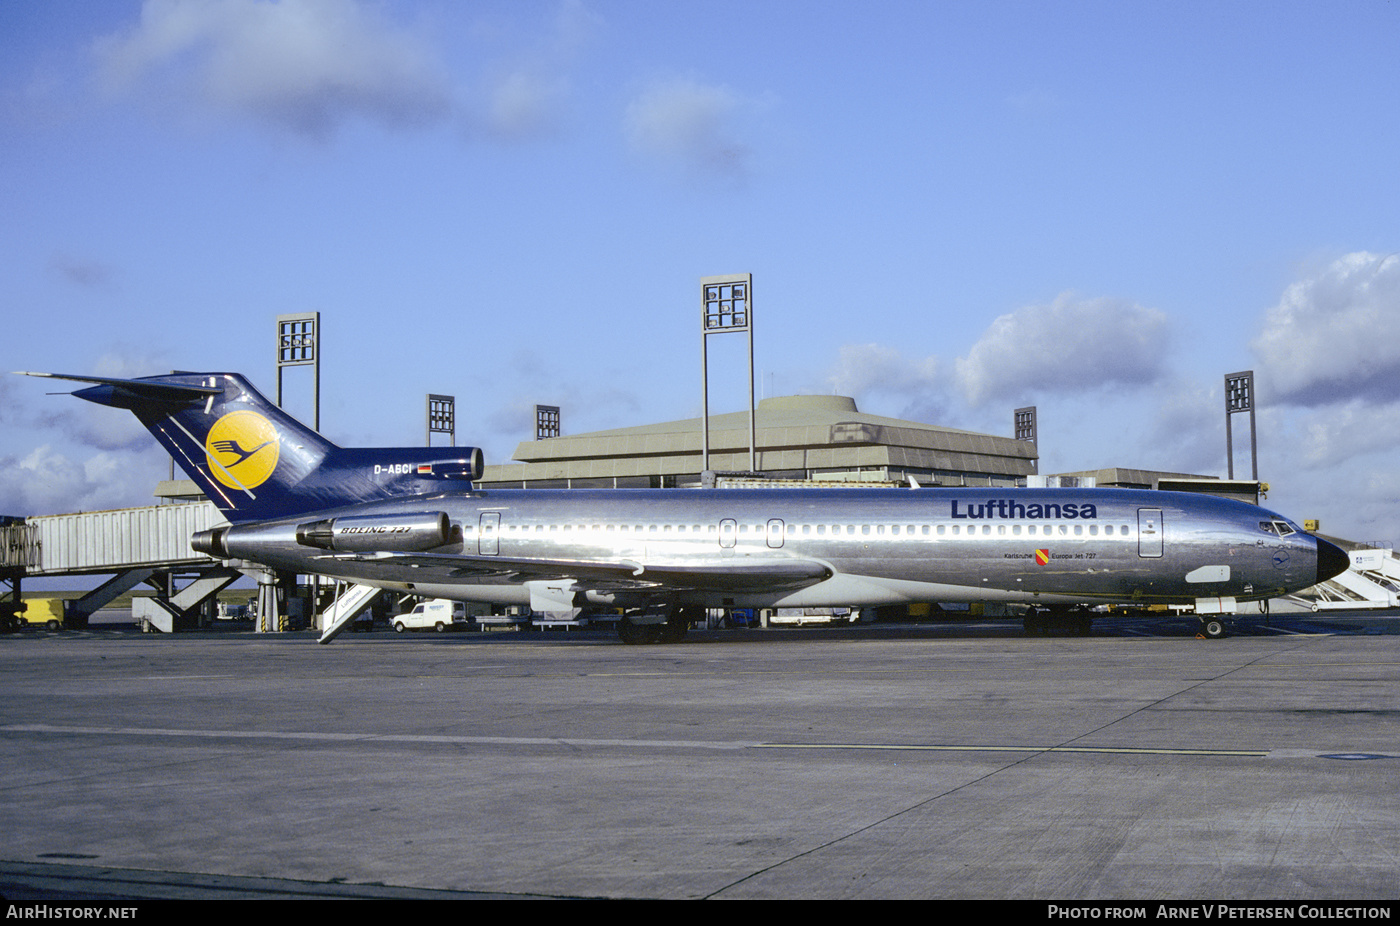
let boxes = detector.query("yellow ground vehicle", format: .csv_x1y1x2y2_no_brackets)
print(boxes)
19,599,65,631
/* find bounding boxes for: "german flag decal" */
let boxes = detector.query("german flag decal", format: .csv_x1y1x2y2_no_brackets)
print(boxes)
1035,549,1050,565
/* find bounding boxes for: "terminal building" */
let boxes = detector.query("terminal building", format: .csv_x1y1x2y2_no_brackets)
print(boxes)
479,394,1039,490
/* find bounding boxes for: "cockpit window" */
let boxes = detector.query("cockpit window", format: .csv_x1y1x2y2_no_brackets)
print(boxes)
1260,520,1296,537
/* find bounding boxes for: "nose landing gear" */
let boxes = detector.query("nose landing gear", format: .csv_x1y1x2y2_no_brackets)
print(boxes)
1198,617,1228,639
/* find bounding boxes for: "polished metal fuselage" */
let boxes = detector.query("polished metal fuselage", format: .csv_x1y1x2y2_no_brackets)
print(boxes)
216,486,1328,611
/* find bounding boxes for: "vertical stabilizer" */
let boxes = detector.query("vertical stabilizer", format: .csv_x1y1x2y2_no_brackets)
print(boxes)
18,371,484,522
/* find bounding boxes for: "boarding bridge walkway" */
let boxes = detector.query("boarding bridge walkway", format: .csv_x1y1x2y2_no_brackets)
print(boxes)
0,501,240,629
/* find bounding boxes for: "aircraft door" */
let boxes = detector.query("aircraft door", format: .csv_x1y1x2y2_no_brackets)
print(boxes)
479,512,500,555
1138,508,1163,558
767,519,785,549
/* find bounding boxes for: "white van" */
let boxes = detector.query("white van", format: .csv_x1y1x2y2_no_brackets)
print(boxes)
393,599,469,633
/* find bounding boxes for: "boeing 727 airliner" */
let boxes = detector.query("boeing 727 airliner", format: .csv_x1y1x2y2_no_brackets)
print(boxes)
18,371,1350,643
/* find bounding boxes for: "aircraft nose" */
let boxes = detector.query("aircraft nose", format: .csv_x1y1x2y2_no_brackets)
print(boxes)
1315,537,1350,584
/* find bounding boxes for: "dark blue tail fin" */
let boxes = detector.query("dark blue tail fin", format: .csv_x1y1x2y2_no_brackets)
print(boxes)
20,371,483,522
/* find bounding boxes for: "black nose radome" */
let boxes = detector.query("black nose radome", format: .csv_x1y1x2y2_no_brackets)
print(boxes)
1315,538,1351,585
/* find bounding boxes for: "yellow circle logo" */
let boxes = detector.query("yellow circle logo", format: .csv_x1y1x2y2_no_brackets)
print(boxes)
205,411,280,490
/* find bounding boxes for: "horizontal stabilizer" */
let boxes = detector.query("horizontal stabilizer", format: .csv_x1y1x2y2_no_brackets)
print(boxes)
14,371,221,408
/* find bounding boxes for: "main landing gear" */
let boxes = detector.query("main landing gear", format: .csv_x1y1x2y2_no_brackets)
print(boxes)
1022,605,1093,636
617,607,697,645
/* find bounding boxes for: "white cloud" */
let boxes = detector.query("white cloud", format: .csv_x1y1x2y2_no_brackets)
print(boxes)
0,445,166,516
1292,398,1400,469
6,353,175,453
94,0,453,139
469,0,600,143
1262,450,1400,545
821,294,1172,435
483,68,566,141
827,343,940,399
954,293,1170,407
824,344,955,425
1253,251,1400,407
1139,379,1226,476
50,254,117,290
624,77,755,184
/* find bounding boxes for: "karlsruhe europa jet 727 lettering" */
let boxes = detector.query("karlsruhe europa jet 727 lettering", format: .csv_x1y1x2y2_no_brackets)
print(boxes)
19,370,1350,644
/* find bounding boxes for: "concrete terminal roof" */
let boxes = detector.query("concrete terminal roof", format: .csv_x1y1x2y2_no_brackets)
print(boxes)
479,394,1038,489
1044,469,1261,504
1050,468,1210,490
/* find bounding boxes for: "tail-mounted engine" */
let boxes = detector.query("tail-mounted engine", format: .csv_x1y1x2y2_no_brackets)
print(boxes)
294,512,453,552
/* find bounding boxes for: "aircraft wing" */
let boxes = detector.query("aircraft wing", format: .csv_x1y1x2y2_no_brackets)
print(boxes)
316,550,833,593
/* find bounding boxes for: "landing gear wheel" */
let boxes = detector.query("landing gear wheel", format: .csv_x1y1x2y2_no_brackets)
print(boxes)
658,608,694,644
1200,618,1227,639
618,616,661,645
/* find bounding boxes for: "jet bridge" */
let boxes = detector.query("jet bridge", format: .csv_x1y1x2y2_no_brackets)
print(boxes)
0,501,237,630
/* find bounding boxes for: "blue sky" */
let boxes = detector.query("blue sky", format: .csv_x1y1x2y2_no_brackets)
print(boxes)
3,0,1400,542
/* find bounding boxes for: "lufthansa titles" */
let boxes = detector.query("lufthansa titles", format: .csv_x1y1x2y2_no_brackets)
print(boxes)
952,499,1099,520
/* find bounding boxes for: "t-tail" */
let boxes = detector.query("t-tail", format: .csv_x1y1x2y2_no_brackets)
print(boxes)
16,371,484,523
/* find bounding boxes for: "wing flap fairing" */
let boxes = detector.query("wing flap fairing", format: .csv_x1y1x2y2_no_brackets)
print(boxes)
316,550,833,593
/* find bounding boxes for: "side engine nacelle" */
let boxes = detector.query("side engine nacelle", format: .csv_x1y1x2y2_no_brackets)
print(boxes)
192,511,454,560
294,512,453,552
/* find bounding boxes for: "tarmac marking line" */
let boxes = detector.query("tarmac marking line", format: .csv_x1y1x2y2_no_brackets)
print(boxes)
5,724,1270,756
753,742,1269,756
0,723,754,751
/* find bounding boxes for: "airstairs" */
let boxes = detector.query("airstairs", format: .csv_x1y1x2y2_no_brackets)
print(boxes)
1297,537,1400,610
317,582,385,643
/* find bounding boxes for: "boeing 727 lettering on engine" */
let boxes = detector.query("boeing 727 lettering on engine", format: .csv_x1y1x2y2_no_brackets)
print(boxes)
17,370,1350,643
